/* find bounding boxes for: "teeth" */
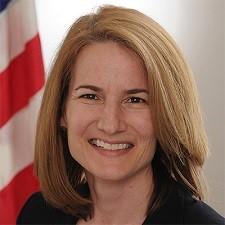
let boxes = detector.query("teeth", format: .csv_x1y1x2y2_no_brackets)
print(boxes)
90,139,132,151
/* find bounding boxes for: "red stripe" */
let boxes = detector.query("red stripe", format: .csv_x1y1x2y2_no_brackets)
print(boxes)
0,34,45,128
0,164,39,224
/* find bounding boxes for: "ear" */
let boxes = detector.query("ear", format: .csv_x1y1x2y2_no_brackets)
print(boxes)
60,116,67,127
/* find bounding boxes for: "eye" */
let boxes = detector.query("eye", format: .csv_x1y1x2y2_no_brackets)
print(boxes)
126,97,146,104
79,94,98,100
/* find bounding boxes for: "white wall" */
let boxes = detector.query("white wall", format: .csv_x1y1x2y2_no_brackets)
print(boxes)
35,0,225,216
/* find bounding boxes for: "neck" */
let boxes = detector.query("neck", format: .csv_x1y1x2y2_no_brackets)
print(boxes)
85,166,154,225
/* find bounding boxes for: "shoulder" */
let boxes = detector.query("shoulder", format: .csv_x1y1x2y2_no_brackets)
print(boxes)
145,184,225,224
181,190,225,224
16,192,75,224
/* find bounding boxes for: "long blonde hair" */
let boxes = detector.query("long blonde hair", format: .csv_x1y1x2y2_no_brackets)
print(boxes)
35,5,208,219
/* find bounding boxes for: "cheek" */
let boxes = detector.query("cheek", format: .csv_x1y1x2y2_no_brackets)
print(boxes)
129,110,156,158
128,110,155,138
65,105,94,155
66,104,98,134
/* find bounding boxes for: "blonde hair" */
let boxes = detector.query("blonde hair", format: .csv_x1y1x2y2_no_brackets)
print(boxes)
35,5,208,219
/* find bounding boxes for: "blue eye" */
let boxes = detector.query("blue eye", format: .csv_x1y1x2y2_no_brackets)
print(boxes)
127,97,146,103
79,94,98,100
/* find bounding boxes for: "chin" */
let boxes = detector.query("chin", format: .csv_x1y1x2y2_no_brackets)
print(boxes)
84,166,129,182
85,164,150,183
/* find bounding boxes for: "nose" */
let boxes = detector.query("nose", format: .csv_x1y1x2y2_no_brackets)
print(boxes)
97,102,127,135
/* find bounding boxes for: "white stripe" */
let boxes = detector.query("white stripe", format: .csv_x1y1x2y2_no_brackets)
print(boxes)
0,89,43,190
0,0,38,73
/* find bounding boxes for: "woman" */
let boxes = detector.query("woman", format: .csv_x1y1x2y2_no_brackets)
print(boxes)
17,5,224,225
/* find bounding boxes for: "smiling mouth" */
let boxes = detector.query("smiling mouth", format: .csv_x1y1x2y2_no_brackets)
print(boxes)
88,138,134,151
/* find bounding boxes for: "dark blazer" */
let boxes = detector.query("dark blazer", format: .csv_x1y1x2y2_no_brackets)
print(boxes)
17,184,225,225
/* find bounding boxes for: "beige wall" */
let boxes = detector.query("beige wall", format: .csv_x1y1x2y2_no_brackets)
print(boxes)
174,0,225,215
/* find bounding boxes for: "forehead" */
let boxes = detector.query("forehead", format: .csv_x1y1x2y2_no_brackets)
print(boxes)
71,41,148,88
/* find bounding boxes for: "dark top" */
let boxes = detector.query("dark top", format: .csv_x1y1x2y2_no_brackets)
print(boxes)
17,184,225,225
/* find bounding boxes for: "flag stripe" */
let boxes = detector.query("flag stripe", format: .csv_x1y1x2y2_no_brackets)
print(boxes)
0,0,13,12
0,0,38,71
0,89,43,189
0,164,39,224
0,34,45,127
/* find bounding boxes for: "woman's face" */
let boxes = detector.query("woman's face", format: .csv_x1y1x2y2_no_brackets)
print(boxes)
62,41,156,182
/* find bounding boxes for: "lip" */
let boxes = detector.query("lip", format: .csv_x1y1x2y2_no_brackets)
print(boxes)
88,138,134,145
89,142,133,157
89,143,133,157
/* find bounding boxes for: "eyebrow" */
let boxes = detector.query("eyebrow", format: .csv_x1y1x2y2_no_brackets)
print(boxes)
74,85,149,94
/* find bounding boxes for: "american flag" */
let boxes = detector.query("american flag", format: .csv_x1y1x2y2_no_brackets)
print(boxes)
0,0,45,223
